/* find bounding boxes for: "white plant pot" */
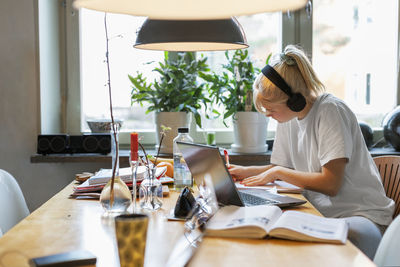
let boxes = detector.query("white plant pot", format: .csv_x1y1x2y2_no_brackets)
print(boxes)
231,112,269,153
155,112,191,154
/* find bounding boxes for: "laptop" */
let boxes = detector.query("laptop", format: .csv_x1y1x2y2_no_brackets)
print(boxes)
176,141,306,208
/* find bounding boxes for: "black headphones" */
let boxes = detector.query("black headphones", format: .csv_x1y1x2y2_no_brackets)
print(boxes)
261,65,306,112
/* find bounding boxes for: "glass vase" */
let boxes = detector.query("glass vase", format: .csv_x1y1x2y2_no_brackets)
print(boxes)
139,166,163,211
99,125,132,215
110,127,119,177
100,176,132,214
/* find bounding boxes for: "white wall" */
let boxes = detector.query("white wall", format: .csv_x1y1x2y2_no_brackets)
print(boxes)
0,0,107,211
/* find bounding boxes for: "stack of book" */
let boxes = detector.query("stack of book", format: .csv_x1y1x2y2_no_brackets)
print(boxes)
73,166,173,194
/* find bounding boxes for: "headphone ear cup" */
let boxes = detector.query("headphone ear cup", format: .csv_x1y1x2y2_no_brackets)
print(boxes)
287,93,306,112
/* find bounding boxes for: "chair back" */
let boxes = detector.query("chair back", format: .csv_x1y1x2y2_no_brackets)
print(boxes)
373,156,400,218
0,169,30,234
374,215,400,267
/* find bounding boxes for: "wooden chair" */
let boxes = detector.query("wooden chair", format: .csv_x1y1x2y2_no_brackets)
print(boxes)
373,156,400,218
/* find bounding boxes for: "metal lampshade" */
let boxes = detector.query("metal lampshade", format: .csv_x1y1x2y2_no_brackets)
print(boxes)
73,0,307,19
134,18,248,51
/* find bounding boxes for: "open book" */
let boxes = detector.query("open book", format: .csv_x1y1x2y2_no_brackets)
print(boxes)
205,205,348,244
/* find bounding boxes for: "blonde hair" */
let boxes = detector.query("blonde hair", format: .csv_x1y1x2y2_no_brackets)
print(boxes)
254,45,325,113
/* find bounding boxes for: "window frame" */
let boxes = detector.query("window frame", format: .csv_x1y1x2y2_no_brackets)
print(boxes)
62,1,400,146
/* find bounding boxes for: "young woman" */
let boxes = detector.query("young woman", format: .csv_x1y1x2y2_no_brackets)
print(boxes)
228,45,394,259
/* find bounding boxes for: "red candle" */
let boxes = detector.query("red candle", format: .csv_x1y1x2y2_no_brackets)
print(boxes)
130,132,138,161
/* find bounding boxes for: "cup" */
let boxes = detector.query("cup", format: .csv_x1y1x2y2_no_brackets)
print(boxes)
206,131,216,146
115,214,149,267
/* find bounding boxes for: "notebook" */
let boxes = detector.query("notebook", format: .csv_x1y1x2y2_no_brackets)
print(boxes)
176,142,306,208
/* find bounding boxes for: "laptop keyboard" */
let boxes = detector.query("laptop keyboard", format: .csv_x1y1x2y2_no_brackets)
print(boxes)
239,191,280,206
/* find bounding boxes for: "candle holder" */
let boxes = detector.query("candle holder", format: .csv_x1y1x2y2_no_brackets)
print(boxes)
130,132,139,213
129,155,139,213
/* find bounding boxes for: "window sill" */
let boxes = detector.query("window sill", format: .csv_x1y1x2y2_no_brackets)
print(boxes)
30,148,273,166
30,147,400,165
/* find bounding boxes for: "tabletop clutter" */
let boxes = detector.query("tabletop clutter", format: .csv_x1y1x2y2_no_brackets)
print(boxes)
66,131,350,267
72,166,172,197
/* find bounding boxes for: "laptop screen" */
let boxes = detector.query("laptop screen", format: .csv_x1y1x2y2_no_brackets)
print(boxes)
176,142,243,206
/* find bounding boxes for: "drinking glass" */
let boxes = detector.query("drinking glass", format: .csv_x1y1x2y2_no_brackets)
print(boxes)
115,214,149,267
206,131,216,146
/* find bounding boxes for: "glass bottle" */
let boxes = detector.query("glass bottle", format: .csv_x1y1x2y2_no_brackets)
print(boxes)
139,165,163,211
99,125,132,215
173,127,194,191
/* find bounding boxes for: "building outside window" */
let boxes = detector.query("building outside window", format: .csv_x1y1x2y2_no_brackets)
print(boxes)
312,0,398,128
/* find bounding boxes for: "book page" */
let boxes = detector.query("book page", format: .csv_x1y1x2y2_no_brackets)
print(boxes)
235,181,303,194
206,205,282,233
269,211,348,243
273,180,302,192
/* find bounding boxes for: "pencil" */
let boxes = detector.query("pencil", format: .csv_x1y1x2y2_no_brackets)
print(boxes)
224,149,230,168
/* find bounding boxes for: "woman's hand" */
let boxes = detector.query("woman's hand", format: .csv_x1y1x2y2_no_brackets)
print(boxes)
240,166,279,186
238,158,346,196
228,164,275,182
228,164,249,181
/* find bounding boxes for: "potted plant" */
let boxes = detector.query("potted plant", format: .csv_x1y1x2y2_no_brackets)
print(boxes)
129,51,210,153
201,49,270,153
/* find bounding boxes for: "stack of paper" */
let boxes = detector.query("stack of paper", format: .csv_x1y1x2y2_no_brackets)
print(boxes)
74,176,174,193
89,167,142,185
74,166,173,194
88,166,167,185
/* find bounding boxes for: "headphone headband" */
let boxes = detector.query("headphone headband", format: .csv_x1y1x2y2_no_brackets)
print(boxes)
261,65,293,97
261,64,306,112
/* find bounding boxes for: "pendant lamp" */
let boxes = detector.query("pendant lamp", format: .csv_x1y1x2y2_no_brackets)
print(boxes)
134,18,248,51
73,0,307,19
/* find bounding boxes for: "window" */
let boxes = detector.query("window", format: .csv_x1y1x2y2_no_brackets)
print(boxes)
80,10,163,133
78,9,280,145
63,2,400,146
201,13,280,132
312,0,399,128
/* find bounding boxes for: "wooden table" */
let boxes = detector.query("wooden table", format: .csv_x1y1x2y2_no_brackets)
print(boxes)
0,182,375,267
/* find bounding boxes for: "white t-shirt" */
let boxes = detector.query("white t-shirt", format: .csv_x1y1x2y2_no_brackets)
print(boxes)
271,94,394,226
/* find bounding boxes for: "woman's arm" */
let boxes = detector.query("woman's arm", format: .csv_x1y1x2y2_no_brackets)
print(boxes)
240,158,347,196
228,164,275,181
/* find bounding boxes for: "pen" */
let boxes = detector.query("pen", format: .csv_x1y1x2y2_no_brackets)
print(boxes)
224,149,230,168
